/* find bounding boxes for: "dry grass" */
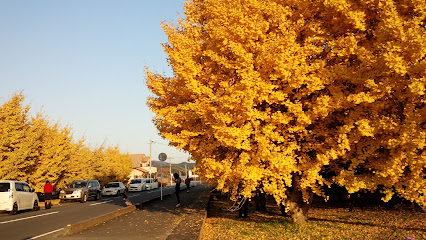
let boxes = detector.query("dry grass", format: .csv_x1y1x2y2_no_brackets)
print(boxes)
201,193,426,240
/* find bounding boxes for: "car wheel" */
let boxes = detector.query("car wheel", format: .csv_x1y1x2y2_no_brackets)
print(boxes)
116,190,119,196
10,202,18,215
81,194,87,203
33,200,40,211
96,192,101,200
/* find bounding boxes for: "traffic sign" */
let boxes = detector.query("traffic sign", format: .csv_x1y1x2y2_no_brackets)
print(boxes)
158,153,167,162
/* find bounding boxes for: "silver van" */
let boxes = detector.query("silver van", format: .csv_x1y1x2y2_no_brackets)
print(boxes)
59,180,101,203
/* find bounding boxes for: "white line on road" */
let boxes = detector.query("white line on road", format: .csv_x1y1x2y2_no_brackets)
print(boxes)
90,200,113,206
127,194,141,198
27,227,64,239
0,211,59,224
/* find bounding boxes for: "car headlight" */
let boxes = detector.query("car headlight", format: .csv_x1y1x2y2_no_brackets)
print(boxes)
60,190,65,194
74,189,82,194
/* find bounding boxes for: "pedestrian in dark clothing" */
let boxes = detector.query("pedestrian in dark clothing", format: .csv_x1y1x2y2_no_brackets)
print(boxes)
280,203,288,216
123,192,132,206
43,180,53,209
174,173,181,207
185,177,191,193
348,193,364,212
238,196,248,218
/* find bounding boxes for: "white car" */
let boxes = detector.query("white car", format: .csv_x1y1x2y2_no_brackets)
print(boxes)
101,182,126,196
143,178,159,190
0,180,40,215
128,178,146,192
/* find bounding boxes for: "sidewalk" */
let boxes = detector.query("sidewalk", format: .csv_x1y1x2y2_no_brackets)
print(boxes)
61,185,211,240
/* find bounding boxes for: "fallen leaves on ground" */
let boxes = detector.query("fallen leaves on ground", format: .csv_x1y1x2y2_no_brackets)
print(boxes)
201,196,426,240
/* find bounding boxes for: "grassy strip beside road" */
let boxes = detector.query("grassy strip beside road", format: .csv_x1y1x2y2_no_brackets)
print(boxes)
201,193,426,240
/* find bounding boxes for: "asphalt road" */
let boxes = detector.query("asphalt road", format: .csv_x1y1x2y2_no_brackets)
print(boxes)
62,185,211,240
0,186,178,240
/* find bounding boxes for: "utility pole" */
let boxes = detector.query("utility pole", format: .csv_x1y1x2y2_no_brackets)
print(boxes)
169,157,172,185
149,140,153,178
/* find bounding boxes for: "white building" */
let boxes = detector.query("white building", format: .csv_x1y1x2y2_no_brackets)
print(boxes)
128,154,157,180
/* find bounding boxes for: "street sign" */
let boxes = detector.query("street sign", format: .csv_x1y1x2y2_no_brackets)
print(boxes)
158,153,167,162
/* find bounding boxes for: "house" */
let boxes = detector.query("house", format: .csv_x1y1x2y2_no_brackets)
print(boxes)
128,154,157,179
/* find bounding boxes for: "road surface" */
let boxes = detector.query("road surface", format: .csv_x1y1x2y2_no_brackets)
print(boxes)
0,186,178,240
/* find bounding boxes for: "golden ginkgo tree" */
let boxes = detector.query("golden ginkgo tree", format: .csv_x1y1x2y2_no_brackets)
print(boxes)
147,0,426,224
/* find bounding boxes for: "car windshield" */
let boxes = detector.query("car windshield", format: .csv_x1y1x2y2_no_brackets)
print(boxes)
105,183,119,188
69,181,87,188
0,183,10,192
130,179,141,184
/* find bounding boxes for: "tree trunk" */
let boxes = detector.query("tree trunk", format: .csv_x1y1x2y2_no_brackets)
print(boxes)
286,177,313,225
253,190,267,211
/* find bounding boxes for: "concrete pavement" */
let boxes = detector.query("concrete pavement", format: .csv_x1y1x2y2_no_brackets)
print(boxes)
61,185,211,240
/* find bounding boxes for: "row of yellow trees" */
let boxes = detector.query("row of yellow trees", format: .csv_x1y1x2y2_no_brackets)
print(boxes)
0,93,133,191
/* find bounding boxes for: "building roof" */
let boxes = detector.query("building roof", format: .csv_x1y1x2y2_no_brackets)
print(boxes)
133,167,149,173
129,154,150,168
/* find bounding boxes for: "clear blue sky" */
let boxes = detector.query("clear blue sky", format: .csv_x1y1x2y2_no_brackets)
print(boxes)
0,0,190,163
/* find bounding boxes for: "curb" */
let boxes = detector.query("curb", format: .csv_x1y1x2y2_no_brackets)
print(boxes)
198,190,212,240
61,205,137,236
59,186,186,237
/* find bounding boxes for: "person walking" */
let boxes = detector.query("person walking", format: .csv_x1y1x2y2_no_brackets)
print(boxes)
238,196,249,218
43,180,53,209
122,192,132,206
174,173,181,207
348,193,364,212
185,176,191,193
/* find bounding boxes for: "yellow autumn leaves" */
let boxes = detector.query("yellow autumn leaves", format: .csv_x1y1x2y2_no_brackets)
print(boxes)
0,93,132,191
147,0,425,210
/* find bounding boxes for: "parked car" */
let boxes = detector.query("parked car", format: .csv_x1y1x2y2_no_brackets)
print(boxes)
143,178,159,190
37,191,59,202
59,180,101,203
128,178,146,192
101,182,126,196
0,180,40,215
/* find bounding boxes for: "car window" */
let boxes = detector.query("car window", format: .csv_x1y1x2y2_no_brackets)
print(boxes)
0,183,10,192
23,183,31,192
15,183,24,192
69,181,87,188
105,183,119,188
130,179,141,184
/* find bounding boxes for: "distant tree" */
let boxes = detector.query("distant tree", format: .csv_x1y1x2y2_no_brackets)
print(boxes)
0,92,38,182
30,115,75,191
93,146,133,185
147,0,426,224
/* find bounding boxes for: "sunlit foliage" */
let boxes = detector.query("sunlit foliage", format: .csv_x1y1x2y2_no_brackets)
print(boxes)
0,92,132,191
147,0,426,222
